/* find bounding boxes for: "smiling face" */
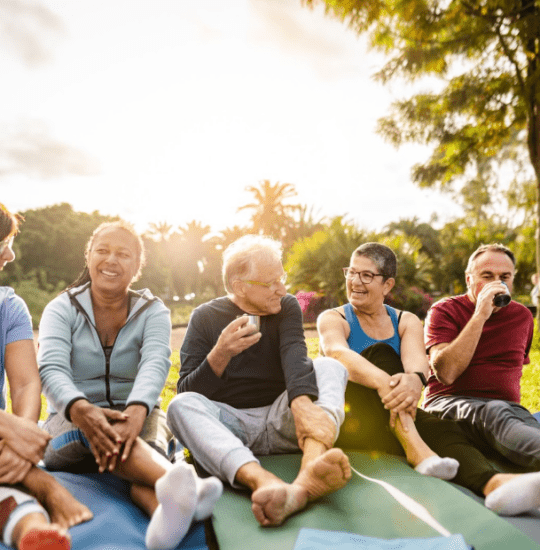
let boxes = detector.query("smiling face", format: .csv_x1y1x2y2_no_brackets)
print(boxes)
231,256,287,316
87,226,141,296
346,255,394,312
466,250,515,303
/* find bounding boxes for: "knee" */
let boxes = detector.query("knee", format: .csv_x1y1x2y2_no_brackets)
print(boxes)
166,392,206,423
313,357,348,385
480,400,512,424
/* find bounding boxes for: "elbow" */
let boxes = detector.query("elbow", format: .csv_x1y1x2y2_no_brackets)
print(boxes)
432,363,458,386
321,345,342,362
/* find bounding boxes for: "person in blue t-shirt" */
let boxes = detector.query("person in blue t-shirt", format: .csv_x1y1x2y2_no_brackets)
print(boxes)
0,203,93,550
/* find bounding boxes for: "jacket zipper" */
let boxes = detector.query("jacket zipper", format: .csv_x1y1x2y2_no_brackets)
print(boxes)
68,289,158,407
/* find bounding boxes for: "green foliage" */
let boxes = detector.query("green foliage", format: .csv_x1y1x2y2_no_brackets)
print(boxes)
169,303,195,326
307,0,540,311
237,180,300,245
9,272,65,328
285,217,370,305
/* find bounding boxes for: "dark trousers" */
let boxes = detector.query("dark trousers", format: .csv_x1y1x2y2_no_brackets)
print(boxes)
336,343,497,496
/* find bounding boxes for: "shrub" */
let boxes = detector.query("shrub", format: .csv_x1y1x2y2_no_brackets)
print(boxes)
386,286,433,320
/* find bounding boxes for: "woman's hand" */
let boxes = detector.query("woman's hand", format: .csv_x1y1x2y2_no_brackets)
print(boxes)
0,441,32,484
112,404,147,463
69,400,127,473
379,372,423,425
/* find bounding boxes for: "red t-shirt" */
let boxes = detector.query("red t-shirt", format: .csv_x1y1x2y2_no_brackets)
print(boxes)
424,295,534,406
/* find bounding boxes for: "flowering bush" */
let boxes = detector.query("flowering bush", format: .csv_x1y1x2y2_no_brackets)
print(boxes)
386,286,433,320
295,291,334,323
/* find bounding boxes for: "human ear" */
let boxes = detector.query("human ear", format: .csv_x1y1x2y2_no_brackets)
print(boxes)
383,277,395,296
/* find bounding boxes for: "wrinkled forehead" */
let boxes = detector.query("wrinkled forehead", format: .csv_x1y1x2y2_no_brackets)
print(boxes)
469,250,515,275
249,256,284,280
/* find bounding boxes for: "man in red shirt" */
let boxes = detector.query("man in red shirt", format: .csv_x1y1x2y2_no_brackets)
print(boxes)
423,244,540,514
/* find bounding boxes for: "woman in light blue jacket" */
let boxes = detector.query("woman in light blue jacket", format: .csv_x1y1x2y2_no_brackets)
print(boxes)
38,221,221,550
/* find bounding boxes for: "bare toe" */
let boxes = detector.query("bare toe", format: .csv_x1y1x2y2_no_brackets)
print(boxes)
251,483,307,526
296,448,351,501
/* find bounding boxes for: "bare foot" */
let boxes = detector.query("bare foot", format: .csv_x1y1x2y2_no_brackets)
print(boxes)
294,448,351,501
23,469,93,529
39,483,93,529
251,482,308,527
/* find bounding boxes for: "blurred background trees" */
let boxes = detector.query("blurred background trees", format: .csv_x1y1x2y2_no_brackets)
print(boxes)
4,174,535,327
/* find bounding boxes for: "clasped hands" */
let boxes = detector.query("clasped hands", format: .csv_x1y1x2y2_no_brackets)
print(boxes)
0,414,52,484
378,372,423,429
70,400,147,473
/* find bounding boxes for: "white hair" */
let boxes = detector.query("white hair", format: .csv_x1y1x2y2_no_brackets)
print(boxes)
222,234,283,293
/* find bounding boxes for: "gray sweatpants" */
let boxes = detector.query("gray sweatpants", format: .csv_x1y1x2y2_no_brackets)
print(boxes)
167,357,347,487
425,395,540,469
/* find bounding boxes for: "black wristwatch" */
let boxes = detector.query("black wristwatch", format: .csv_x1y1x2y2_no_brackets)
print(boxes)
413,371,428,387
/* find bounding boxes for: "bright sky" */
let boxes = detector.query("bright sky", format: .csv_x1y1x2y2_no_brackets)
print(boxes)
0,0,462,234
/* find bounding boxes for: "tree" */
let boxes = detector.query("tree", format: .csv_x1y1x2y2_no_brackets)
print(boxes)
3,203,116,289
307,0,540,320
237,180,300,242
285,217,370,305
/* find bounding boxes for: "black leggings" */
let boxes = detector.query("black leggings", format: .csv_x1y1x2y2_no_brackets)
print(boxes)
335,343,497,496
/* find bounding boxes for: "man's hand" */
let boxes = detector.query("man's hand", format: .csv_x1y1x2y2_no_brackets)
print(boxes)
207,316,262,377
69,400,127,473
379,372,423,426
474,280,508,319
290,395,336,451
113,404,147,463
0,441,32,484
0,413,51,465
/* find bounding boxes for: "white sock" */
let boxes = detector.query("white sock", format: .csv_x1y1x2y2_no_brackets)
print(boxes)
414,456,459,480
485,472,540,516
193,476,223,521
145,463,197,550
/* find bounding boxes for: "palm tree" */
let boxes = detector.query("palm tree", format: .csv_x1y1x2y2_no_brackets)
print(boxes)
237,180,300,241
146,221,173,243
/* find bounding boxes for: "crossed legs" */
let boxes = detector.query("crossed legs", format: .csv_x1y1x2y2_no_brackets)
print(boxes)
167,358,351,527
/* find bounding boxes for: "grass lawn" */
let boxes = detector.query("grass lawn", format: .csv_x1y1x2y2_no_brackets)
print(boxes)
160,338,540,414
35,337,540,420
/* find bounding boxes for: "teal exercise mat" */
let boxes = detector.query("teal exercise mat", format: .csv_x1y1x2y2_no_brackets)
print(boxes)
210,451,540,550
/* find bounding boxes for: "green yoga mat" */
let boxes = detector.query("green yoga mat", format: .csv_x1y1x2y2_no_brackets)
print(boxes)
210,451,540,550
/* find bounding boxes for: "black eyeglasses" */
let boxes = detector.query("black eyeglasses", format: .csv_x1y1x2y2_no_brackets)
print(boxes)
342,268,384,284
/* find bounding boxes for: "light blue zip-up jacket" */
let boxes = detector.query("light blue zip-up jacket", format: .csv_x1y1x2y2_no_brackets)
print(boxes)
38,282,172,421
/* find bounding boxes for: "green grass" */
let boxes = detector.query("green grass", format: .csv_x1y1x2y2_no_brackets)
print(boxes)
33,336,540,421
158,336,540,417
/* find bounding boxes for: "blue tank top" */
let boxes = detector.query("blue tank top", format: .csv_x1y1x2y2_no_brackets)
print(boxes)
344,303,401,355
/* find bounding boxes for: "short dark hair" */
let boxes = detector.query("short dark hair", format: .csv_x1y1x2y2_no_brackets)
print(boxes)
351,242,396,281
0,203,23,241
466,243,515,274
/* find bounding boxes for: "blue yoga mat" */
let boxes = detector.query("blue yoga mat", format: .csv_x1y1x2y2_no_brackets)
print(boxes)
0,470,208,550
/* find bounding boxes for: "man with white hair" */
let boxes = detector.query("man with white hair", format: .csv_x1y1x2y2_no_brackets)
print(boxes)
167,235,351,526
